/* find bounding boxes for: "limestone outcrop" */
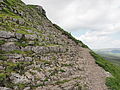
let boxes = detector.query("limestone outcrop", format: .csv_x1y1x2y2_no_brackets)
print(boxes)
0,0,109,90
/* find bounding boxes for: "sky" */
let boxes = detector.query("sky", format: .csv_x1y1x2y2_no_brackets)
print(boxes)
22,0,120,49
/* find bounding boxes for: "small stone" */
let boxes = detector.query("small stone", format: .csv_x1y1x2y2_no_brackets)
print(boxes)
12,18,17,22
0,7,2,10
0,66,4,70
24,57,32,62
18,11,24,16
105,71,112,77
28,41,34,45
0,87,11,90
14,54,22,59
23,87,30,90
25,72,34,81
15,33,23,39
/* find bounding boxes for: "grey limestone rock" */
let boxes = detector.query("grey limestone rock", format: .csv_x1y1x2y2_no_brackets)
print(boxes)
12,18,18,22
21,46,33,51
23,87,30,90
24,57,33,62
15,33,23,39
0,0,3,2
36,6,46,16
32,46,44,53
10,73,30,84
0,66,4,70
28,41,35,45
25,34,37,40
18,11,24,16
0,31,15,38
7,38,18,42
0,7,2,10
0,87,11,90
1,42,20,51
14,54,23,59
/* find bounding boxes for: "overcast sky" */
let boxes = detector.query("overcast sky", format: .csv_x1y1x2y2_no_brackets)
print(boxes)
22,0,120,49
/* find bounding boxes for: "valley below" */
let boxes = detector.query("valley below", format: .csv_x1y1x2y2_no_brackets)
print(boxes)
94,48,120,65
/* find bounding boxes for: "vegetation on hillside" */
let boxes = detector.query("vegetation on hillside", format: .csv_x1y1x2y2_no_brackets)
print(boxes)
94,49,120,66
97,53,120,65
53,24,88,48
90,51,120,90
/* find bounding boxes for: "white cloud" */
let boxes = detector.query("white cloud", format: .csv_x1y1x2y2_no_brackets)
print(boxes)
22,0,120,49
79,30,120,49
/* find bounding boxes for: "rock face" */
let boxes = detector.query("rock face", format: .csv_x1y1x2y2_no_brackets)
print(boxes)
0,0,109,90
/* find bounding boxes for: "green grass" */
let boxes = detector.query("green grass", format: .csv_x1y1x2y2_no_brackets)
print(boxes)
27,5,38,9
55,79,70,85
59,69,65,72
33,83,44,88
17,83,26,90
61,63,73,67
4,61,33,75
0,40,6,45
9,50,26,54
38,59,52,65
9,50,33,55
15,41,28,47
2,7,15,15
15,36,29,47
95,51,120,66
0,73,6,82
90,51,120,90
16,30,33,35
0,13,21,19
0,50,8,60
0,55,8,60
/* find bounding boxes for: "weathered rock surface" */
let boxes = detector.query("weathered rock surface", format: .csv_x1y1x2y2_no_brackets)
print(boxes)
1,42,20,51
0,0,110,90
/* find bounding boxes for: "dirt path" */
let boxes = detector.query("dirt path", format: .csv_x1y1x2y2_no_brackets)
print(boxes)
79,48,108,90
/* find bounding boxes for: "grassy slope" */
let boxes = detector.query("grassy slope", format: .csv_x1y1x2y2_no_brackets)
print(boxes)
95,51,120,65
90,52,120,90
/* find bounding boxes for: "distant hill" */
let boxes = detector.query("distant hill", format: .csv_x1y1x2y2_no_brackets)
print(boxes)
94,48,120,65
